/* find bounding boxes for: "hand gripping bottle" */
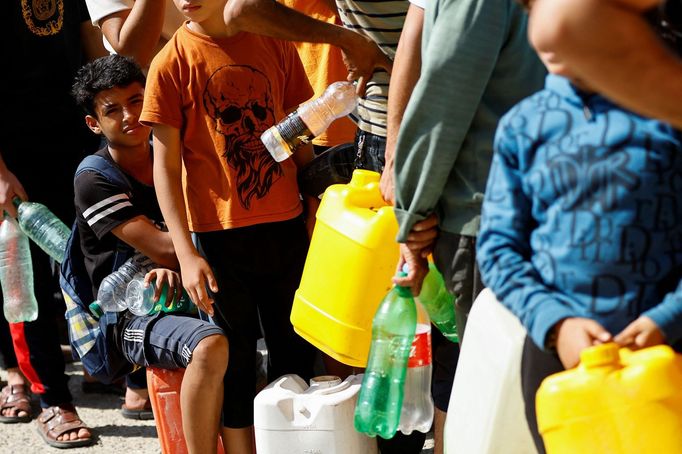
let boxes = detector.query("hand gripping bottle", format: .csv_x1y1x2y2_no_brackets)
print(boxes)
399,301,434,434
89,255,154,317
13,197,70,263
125,277,193,316
354,272,417,439
418,263,458,343
0,215,38,322
261,81,358,162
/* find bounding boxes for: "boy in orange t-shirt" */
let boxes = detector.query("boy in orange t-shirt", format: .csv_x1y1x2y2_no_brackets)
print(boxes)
140,1,316,451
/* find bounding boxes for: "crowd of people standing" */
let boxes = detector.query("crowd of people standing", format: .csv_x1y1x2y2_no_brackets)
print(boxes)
1,0,680,453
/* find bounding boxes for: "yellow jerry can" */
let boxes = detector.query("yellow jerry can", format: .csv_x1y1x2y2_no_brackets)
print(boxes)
537,343,682,454
291,170,400,367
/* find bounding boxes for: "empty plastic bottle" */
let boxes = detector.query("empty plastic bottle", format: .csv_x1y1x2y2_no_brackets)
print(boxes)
90,255,154,317
125,276,193,316
0,216,38,322
418,263,458,343
354,272,416,439
13,197,70,264
261,81,358,162
399,301,434,435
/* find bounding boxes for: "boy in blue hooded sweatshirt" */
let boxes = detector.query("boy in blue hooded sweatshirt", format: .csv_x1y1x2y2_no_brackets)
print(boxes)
476,2,682,452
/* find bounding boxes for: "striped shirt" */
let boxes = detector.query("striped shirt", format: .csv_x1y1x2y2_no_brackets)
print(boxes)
336,0,408,136
74,148,163,296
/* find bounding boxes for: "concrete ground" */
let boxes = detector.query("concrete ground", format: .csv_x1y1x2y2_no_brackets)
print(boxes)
0,359,434,453
0,360,159,454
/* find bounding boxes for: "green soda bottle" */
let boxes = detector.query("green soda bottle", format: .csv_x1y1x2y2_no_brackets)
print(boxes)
125,277,194,316
418,263,458,343
354,272,417,439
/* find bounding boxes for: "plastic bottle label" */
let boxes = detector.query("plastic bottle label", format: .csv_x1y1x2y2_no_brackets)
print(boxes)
408,331,432,367
274,110,313,150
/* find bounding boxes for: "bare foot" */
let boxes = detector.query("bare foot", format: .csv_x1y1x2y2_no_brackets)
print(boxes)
124,386,149,409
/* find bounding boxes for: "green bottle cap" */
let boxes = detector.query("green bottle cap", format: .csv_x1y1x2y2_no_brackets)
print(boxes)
11,197,22,209
394,271,413,297
89,301,103,318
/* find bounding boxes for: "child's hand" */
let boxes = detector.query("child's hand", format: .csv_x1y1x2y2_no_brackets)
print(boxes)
613,316,665,350
144,268,181,307
179,254,219,317
555,317,612,369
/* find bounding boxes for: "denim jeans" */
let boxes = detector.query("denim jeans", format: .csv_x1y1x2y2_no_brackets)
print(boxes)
353,129,386,173
298,142,356,198
297,130,386,198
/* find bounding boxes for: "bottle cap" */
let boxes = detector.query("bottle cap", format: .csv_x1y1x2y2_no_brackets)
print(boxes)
11,197,22,209
89,301,103,318
394,271,413,297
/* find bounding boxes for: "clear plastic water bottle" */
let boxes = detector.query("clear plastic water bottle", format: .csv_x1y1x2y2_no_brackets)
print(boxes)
125,276,193,316
399,301,434,435
13,197,70,264
0,216,38,322
261,81,358,162
90,255,154,317
354,272,416,439
418,263,458,343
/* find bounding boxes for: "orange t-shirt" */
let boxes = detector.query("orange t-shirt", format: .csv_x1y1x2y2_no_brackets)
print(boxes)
281,0,356,147
141,25,313,232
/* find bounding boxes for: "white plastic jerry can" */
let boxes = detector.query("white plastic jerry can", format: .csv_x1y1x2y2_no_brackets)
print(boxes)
254,374,378,454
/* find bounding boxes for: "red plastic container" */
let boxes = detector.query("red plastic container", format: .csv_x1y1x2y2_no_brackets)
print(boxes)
146,367,224,454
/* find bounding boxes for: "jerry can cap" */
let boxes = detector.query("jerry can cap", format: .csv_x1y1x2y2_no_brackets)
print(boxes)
580,343,620,368
349,169,380,187
309,375,342,388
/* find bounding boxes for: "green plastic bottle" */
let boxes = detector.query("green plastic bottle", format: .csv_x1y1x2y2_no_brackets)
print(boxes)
125,277,194,316
354,272,417,439
418,263,458,343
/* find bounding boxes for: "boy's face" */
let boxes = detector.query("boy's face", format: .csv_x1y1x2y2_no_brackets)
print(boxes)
86,82,150,148
173,0,227,23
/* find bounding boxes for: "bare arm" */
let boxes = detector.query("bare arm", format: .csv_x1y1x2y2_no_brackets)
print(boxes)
80,21,108,61
224,0,391,94
530,0,682,127
381,4,424,205
99,0,166,68
152,124,218,315
0,151,27,218
321,0,338,14
110,216,178,269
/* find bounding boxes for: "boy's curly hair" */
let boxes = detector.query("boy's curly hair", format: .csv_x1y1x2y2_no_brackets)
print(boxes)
71,54,146,117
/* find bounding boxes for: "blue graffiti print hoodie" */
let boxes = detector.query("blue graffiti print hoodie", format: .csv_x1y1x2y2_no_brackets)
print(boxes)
477,74,682,350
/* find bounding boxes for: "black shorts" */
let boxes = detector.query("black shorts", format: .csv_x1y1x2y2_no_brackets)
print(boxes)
195,216,316,428
118,312,225,370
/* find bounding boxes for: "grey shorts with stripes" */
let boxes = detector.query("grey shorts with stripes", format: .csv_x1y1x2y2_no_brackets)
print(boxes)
119,312,225,369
